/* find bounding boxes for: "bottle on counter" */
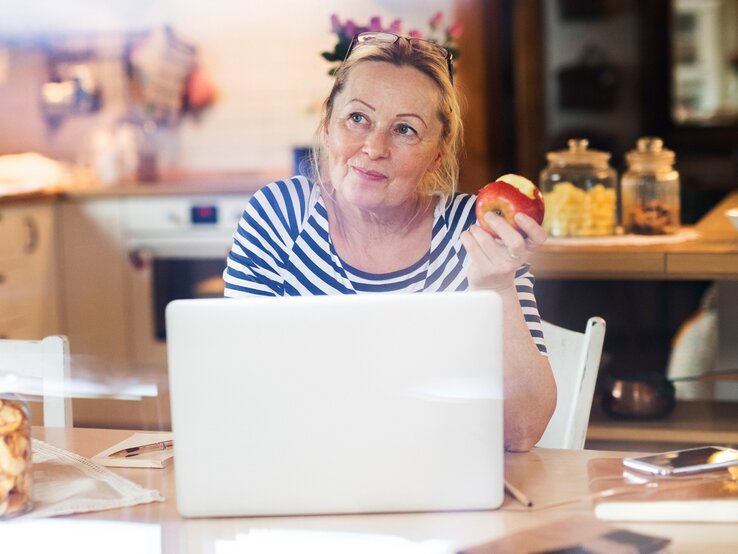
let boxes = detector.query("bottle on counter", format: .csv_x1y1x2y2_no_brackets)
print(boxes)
539,138,618,237
621,137,680,235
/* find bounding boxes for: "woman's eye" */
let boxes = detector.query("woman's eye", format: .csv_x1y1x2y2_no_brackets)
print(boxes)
396,124,417,136
350,113,366,124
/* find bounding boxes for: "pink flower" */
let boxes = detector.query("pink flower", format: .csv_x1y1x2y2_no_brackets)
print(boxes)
330,14,342,34
447,21,464,40
408,29,424,39
388,18,402,34
429,11,443,30
344,20,356,38
369,16,382,32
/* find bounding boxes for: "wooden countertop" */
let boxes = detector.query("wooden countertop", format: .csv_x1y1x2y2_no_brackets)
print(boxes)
0,170,286,205
531,190,738,280
587,400,738,446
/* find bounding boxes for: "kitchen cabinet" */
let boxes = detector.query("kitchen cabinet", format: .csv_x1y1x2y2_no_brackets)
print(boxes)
0,200,61,339
57,191,251,430
57,197,142,428
57,198,129,371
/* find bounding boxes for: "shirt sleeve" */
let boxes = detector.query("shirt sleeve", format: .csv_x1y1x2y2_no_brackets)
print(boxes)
223,180,301,297
514,265,547,356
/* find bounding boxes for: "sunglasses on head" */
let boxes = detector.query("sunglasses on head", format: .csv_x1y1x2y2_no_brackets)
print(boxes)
344,31,454,84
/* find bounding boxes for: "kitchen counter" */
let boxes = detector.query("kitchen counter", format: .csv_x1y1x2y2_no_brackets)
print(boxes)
0,169,287,204
586,399,738,450
531,190,738,280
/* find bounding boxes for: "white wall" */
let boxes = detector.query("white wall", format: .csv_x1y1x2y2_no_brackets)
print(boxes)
1,0,455,173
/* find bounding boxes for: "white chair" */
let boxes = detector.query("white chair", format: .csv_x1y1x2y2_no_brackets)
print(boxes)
536,317,606,450
0,335,73,427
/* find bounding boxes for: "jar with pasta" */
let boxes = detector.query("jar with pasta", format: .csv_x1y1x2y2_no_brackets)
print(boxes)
539,138,618,237
0,394,32,519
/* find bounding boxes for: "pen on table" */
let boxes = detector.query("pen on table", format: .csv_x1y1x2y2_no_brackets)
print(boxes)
109,440,174,458
504,479,533,508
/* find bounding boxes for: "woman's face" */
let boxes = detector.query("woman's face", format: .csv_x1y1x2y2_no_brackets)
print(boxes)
325,61,444,216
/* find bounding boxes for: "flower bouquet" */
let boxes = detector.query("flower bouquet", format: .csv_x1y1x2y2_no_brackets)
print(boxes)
321,12,463,76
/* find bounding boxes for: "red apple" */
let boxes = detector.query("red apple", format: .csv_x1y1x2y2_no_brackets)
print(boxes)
475,173,545,237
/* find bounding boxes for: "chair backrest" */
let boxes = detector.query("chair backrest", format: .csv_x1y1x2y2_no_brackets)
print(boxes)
536,317,606,449
0,335,73,427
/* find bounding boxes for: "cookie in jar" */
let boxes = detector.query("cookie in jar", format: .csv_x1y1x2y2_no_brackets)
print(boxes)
621,137,680,235
0,395,32,519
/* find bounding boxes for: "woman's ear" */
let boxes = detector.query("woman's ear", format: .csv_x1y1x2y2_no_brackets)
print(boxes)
428,148,444,174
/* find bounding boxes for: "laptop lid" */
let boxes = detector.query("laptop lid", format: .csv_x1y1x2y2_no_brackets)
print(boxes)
166,291,504,517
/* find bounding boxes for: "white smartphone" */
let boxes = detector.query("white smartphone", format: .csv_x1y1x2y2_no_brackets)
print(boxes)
623,445,738,476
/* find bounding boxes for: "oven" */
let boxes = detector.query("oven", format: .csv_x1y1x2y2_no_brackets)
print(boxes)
122,194,250,371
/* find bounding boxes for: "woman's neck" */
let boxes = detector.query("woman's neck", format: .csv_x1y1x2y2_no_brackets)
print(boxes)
326,193,435,273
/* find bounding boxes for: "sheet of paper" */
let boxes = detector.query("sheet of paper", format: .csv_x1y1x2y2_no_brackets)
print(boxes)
92,432,174,469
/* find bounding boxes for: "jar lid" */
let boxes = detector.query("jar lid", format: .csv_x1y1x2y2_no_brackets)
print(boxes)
626,137,675,166
546,138,612,168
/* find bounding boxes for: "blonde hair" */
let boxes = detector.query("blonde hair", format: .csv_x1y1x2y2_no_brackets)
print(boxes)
309,36,464,199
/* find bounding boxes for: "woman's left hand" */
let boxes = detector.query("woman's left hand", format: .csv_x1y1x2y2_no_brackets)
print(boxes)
460,211,547,291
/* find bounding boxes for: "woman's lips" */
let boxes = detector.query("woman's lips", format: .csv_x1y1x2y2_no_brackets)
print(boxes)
353,166,387,180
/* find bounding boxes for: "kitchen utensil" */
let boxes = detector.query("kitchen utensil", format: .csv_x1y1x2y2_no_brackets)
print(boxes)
602,368,738,420
602,371,676,420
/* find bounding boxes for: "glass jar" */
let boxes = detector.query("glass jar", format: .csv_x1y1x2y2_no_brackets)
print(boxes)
540,138,618,237
621,137,680,235
0,394,33,519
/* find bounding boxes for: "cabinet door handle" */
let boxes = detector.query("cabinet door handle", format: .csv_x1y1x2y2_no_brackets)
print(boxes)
129,248,154,270
23,216,38,254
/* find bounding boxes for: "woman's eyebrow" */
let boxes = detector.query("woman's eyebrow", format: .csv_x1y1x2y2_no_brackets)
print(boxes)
396,112,428,129
347,98,376,111
346,99,428,129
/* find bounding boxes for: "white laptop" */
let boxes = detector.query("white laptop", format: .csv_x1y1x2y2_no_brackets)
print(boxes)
165,291,504,517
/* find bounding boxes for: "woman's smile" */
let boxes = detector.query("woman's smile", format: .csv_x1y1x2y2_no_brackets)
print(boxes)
352,166,387,181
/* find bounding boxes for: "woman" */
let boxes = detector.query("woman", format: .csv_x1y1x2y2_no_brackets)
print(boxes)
224,32,556,451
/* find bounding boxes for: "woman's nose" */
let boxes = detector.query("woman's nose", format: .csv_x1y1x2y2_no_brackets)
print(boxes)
362,129,390,159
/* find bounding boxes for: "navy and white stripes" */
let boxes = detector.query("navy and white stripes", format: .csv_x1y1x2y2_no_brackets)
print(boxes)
224,176,547,353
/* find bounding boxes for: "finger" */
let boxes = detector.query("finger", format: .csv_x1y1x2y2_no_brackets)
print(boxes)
460,229,480,263
483,212,526,251
514,213,547,247
468,225,522,267
463,226,494,265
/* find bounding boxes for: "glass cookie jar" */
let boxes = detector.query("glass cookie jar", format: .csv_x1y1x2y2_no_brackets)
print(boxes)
540,138,618,237
0,394,33,519
621,137,680,235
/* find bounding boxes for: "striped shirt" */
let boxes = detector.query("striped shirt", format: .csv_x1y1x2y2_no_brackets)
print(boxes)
224,176,546,353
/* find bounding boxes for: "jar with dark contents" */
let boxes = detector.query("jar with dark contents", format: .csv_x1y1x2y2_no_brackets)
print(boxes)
0,395,32,519
621,137,680,235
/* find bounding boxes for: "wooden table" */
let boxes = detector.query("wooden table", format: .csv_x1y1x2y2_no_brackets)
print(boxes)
26,427,738,553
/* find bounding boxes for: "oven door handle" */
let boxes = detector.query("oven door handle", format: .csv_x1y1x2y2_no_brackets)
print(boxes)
129,247,154,270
